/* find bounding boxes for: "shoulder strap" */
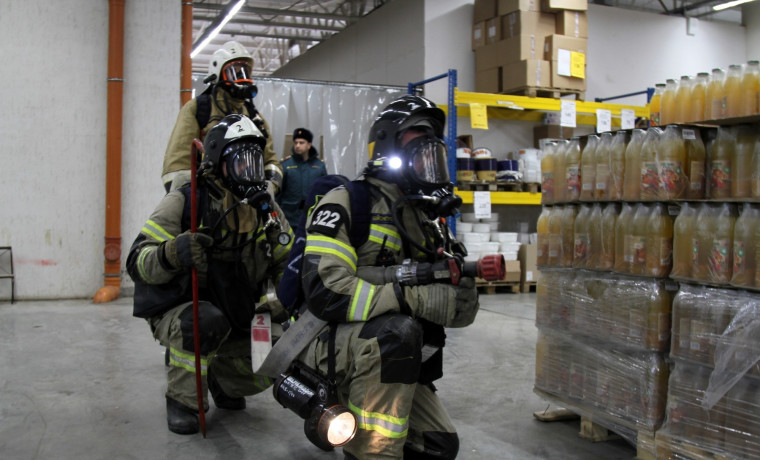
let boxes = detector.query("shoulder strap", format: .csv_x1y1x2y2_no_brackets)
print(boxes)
345,180,371,248
195,88,213,132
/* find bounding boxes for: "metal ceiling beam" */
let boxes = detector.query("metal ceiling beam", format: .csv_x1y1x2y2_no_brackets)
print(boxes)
191,0,244,51
193,14,344,32
666,0,721,15
193,3,361,22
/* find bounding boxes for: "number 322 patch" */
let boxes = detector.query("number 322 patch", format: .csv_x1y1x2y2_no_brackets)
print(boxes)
307,203,348,238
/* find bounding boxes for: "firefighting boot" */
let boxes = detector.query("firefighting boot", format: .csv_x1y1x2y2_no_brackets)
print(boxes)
166,396,199,435
208,368,246,410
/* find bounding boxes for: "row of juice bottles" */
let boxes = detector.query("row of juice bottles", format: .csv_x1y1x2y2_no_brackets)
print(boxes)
537,201,760,287
535,328,668,429
650,60,760,126
658,363,760,460
540,123,760,205
536,269,672,352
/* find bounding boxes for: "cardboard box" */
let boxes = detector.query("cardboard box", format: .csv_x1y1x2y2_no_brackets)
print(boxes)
476,67,502,93
502,59,551,92
550,60,587,90
486,17,501,44
556,10,588,38
533,125,574,147
498,0,541,14
504,260,522,282
457,135,474,150
474,0,499,23
541,0,588,12
502,11,555,39
519,244,537,284
472,21,486,50
543,34,587,61
475,35,545,71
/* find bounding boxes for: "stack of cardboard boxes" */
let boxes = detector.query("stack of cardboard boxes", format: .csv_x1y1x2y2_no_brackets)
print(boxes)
473,0,589,96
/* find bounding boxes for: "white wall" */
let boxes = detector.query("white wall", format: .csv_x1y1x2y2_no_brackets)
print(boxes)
0,0,178,300
746,2,760,60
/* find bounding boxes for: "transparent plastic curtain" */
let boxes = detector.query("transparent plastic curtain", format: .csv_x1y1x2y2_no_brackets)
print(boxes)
253,78,406,178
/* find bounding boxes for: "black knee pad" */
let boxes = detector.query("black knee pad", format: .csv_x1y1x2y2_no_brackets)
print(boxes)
404,432,460,460
179,301,230,354
359,314,423,384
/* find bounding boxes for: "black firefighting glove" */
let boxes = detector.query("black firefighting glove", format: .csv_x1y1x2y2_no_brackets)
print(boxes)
163,230,214,272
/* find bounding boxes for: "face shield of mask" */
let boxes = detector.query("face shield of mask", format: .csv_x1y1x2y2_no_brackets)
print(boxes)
405,135,450,188
222,140,265,197
222,59,253,85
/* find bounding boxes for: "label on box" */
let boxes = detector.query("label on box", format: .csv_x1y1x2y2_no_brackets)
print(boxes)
558,49,571,76
570,51,585,78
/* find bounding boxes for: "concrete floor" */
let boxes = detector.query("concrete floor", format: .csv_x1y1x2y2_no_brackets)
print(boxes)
0,292,636,459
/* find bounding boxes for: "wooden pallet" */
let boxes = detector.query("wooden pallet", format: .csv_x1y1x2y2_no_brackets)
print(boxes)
476,280,521,294
522,182,541,193
533,408,579,422
502,86,585,101
580,416,622,442
457,180,498,191
520,281,536,293
494,180,523,191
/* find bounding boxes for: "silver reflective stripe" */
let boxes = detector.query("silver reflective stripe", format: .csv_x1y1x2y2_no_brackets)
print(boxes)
369,224,402,251
348,279,375,322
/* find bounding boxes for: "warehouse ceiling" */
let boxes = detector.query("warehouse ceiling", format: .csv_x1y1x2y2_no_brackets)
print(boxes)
191,0,745,78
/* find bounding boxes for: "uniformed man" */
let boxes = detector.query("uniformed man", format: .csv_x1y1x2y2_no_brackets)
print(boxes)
161,41,282,193
127,114,293,435
277,127,327,230
293,95,479,459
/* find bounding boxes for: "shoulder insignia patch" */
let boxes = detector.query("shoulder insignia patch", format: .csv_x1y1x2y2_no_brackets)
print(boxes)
307,203,348,238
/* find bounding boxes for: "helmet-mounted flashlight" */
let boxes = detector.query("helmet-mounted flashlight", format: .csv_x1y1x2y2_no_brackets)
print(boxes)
273,362,357,451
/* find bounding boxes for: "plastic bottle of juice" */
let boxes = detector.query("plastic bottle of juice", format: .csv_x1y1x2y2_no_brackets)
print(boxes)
608,130,627,201
580,135,598,201
708,203,736,284
561,205,578,268
595,132,612,201
692,203,715,282
645,203,674,278
640,127,663,201
690,72,710,123
631,204,652,276
554,140,568,203
658,125,687,200
707,68,726,120
600,203,620,271
573,204,592,269
541,142,556,205
649,83,665,126
674,75,692,124
623,129,645,201
547,205,563,267
724,64,743,118
741,60,760,116
615,203,635,273
565,137,581,202
536,206,551,266
645,282,672,351
731,203,757,287
682,127,706,199
752,135,760,199
731,125,755,198
661,79,677,126
710,127,734,199
588,203,603,270
672,202,696,280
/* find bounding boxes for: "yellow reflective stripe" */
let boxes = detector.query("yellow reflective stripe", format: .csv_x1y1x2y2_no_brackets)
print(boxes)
168,346,209,375
252,375,273,391
369,224,402,251
137,246,161,283
304,235,357,270
142,219,174,242
348,400,408,439
348,279,375,322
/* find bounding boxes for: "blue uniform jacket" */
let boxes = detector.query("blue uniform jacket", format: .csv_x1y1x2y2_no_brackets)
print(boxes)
276,147,327,230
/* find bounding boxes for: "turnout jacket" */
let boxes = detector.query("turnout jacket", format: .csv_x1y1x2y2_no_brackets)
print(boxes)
301,177,450,381
127,183,293,335
161,87,282,188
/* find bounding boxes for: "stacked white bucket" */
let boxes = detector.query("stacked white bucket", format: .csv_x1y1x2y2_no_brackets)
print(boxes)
456,212,520,263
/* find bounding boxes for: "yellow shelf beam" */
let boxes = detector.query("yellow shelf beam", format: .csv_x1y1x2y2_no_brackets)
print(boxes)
455,189,542,205
453,88,650,119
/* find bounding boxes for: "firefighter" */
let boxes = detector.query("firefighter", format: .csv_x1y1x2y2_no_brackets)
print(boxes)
161,40,282,194
127,114,293,435
294,95,479,459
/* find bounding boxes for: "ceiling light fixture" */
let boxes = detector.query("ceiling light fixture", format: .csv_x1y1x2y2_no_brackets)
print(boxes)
191,0,246,58
712,0,757,11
